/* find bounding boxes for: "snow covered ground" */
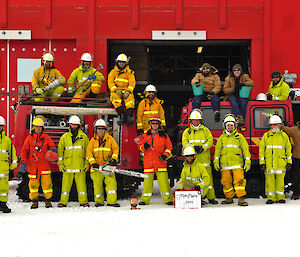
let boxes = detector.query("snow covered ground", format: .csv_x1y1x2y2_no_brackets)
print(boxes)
2,180,300,257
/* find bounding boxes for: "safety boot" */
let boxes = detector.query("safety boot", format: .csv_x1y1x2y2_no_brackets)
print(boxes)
238,197,248,206
45,199,52,208
266,199,275,204
57,203,67,208
95,203,104,207
291,195,299,200
165,201,174,206
116,106,125,125
208,199,219,205
221,198,234,204
80,202,90,207
31,200,38,209
202,200,207,206
0,201,11,213
214,111,220,122
125,108,135,126
139,202,146,206
107,203,120,207
277,199,286,204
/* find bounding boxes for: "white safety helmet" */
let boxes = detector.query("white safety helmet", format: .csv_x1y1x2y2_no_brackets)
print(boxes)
0,116,6,126
144,84,157,93
256,93,267,101
223,114,237,129
189,109,203,120
80,53,93,62
68,115,81,125
42,53,54,62
94,118,107,128
116,54,128,62
269,115,282,125
182,145,196,156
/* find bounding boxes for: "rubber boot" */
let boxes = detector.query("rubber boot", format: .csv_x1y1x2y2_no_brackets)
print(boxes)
238,197,248,206
208,199,219,205
31,200,38,209
80,202,90,207
221,198,234,204
277,199,286,204
116,106,125,125
125,108,135,126
214,111,220,122
45,199,52,208
107,203,120,207
0,201,11,213
266,199,275,204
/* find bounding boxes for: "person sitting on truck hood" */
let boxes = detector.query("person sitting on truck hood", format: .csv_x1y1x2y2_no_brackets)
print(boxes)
223,64,254,126
265,72,290,101
191,63,222,122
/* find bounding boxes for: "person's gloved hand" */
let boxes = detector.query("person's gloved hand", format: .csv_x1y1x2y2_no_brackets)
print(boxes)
115,89,122,98
92,163,99,170
244,163,251,172
214,162,220,171
20,163,27,174
286,163,292,172
88,75,97,82
194,185,201,191
159,154,168,161
109,159,117,166
260,164,266,172
123,90,131,99
137,129,144,136
207,92,214,100
194,146,204,154
68,92,74,98
266,94,273,100
144,142,151,150
51,148,58,153
35,88,44,95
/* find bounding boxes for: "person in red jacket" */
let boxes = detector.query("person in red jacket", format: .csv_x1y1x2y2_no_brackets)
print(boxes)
138,115,173,205
20,117,56,209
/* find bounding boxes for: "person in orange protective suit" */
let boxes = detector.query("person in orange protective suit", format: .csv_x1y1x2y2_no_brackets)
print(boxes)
20,117,56,209
138,115,173,205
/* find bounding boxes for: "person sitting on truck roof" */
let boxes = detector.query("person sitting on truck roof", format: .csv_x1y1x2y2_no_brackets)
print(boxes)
32,52,66,102
265,72,290,101
191,63,222,122
223,64,254,126
177,145,210,206
67,53,105,103
108,54,136,126
136,84,166,135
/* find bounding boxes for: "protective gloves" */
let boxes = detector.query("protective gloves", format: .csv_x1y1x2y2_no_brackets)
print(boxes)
51,148,58,153
260,164,266,172
137,129,144,136
88,75,97,82
20,163,27,174
194,185,201,191
123,90,131,99
194,146,204,154
109,159,117,166
115,89,122,98
207,92,214,100
92,163,100,169
244,163,251,172
214,162,220,171
286,163,292,172
266,94,273,100
144,142,151,150
159,154,168,161
35,88,44,95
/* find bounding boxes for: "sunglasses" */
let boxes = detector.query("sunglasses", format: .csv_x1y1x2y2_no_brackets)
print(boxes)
96,127,106,130
233,69,240,72
185,155,194,158
118,61,126,63
151,122,160,125
272,76,280,79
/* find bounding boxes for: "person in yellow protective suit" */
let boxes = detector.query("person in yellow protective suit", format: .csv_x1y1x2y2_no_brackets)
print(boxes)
182,109,218,205
32,52,66,102
265,72,290,101
20,117,56,209
57,115,90,207
0,116,17,213
108,54,136,126
67,53,105,103
138,115,173,205
177,145,210,206
259,115,292,204
136,84,166,135
214,114,251,206
87,119,120,207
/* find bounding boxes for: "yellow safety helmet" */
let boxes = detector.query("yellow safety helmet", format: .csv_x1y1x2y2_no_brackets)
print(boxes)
68,115,81,125
94,119,107,128
32,118,44,127
42,53,54,62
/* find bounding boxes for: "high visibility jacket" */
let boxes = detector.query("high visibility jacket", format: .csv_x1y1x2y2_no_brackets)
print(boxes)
67,65,105,94
57,129,89,173
267,77,290,100
136,97,166,132
178,158,210,190
32,66,66,92
182,125,213,166
87,131,119,168
138,130,172,173
0,130,17,173
259,129,292,172
108,65,136,93
214,129,251,170
191,72,221,94
20,131,55,179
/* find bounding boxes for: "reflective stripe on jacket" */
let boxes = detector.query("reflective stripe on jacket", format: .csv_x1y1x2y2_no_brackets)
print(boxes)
214,129,251,170
87,131,119,168
267,77,289,100
108,65,136,92
182,125,213,165
136,97,166,131
259,129,292,172
0,130,17,172
57,129,89,172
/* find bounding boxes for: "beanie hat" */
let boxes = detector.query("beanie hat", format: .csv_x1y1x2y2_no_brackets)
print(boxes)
201,63,212,69
271,71,281,78
232,64,243,72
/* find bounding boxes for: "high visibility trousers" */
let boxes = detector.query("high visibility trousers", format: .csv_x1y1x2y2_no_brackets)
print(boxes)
59,172,88,205
265,173,285,201
29,174,53,200
71,84,102,103
221,169,246,198
140,172,173,205
34,86,65,102
205,166,216,200
0,173,9,202
91,171,117,205
110,91,135,109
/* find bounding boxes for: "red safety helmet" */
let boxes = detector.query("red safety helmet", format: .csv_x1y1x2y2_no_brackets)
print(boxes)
148,115,161,124
45,150,58,162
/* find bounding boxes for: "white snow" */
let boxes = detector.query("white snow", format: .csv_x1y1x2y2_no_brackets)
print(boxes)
2,180,300,257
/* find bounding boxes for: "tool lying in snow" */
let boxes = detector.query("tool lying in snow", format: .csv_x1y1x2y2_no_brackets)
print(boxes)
94,164,149,179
